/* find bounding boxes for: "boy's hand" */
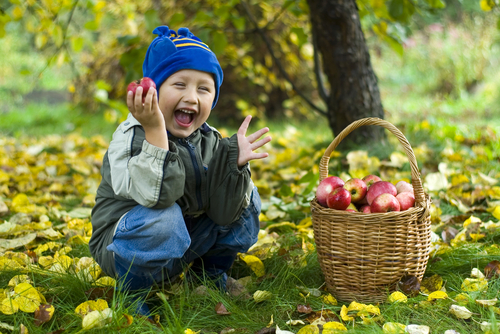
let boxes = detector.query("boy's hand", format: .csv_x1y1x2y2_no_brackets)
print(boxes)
237,115,271,167
127,86,169,150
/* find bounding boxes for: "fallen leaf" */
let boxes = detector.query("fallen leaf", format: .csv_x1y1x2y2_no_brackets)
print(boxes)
239,254,265,277
82,308,113,330
420,274,443,294
387,291,407,303
215,302,231,315
449,304,473,319
427,291,448,301
286,319,305,325
382,322,406,334
484,260,500,279
297,324,320,334
34,304,55,326
323,321,347,332
405,324,430,334
253,290,272,303
476,298,497,307
398,275,421,297
461,278,488,292
297,304,312,314
275,325,293,334
321,294,338,305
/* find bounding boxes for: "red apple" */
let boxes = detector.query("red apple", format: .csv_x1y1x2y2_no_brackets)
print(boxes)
346,209,357,212
362,174,382,188
396,192,415,210
326,187,351,210
359,205,371,213
366,181,397,205
316,176,345,207
127,77,156,103
396,180,414,194
370,193,401,213
344,178,368,203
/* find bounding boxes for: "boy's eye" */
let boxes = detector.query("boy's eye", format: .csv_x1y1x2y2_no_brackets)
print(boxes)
174,82,185,87
199,86,210,92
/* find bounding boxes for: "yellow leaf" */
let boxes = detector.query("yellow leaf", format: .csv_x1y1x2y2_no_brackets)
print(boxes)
323,321,347,332
297,324,320,334
427,291,448,301
321,294,338,305
382,322,406,334
449,304,473,319
93,277,116,287
11,194,37,213
340,305,354,321
185,329,200,334
492,206,500,220
75,299,109,316
480,0,494,11
14,283,41,313
463,215,482,228
476,298,497,307
82,308,113,330
0,298,19,315
461,278,488,292
420,274,443,294
387,291,407,303
253,290,272,303
454,293,470,305
239,254,265,277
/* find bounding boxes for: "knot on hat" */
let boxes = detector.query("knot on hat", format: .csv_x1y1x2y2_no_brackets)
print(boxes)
143,25,224,109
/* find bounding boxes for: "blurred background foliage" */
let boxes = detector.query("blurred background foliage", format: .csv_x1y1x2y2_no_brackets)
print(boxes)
0,0,499,137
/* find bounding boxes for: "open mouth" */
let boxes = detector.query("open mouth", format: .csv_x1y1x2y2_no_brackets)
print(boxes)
174,109,195,127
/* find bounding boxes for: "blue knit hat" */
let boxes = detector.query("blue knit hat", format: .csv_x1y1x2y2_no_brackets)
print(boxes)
143,26,223,109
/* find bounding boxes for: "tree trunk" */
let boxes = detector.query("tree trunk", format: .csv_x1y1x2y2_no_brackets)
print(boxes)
307,0,385,145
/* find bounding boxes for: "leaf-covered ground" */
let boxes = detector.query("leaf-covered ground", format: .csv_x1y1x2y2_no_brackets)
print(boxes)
0,120,500,333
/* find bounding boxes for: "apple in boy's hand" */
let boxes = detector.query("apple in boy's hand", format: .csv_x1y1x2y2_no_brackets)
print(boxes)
362,174,382,188
316,176,345,207
370,193,401,213
344,178,367,203
366,181,397,205
396,192,415,210
127,77,156,102
396,180,414,194
326,187,351,210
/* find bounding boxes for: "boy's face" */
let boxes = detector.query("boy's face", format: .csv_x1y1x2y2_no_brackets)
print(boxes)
158,69,216,138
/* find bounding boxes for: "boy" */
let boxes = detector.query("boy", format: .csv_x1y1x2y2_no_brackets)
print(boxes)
89,26,271,295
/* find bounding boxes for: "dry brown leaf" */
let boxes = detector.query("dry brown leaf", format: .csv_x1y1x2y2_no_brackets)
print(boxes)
398,275,420,297
34,304,55,326
215,302,231,315
484,260,500,279
297,304,313,314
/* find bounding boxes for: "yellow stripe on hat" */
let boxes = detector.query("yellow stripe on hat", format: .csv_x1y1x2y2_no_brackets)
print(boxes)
172,37,209,47
175,43,212,52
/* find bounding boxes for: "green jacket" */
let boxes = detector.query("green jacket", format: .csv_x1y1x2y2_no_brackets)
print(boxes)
90,113,253,274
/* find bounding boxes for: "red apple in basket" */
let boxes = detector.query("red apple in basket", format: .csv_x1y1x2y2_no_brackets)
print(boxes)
396,180,414,194
127,77,156,103
362,174,382,188
316,176,345,207
344,178,368,203
326,187,351,210
366,181,397,205
396,192,415,210
346,203,358,212
359,205,371,213
370,193,401,213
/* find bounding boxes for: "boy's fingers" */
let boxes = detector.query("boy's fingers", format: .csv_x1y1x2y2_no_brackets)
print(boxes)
251,136,272,150
238,115,252,136
248,127,270,143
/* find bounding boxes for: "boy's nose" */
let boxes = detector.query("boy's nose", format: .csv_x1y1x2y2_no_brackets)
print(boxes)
183,87,198,104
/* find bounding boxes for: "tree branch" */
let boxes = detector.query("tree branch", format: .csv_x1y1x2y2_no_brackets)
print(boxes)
240,0,327,116
312,29,329,104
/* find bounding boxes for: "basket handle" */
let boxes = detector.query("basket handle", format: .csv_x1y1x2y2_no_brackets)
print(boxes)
319,117,426,205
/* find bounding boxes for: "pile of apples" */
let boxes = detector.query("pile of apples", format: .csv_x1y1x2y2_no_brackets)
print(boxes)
315,175,415,213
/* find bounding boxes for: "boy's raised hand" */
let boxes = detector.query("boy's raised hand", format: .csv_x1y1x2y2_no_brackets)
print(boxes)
127,86,169,150
237,115,271,167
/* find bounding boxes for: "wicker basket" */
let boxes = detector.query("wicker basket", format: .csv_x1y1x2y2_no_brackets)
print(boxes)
310,117,432,303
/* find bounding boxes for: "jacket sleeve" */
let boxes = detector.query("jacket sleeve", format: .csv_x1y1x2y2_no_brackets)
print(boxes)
106,116,185,208
206,134,254,225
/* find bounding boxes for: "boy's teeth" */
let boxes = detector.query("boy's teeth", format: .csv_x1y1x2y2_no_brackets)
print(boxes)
179,109,194,114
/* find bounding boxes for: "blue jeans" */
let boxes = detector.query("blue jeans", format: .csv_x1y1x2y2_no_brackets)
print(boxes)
106,187,261,290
